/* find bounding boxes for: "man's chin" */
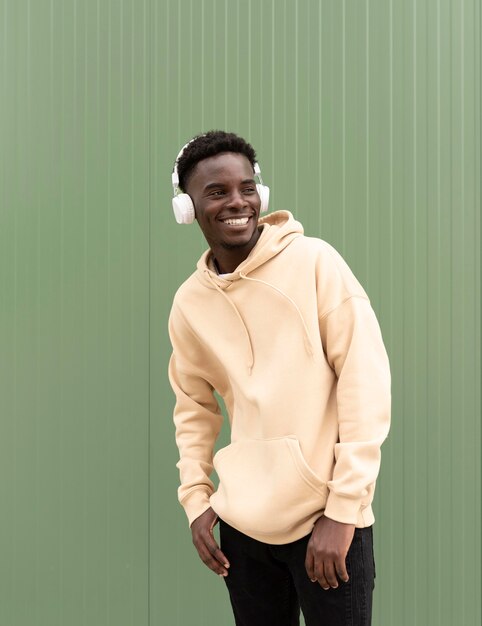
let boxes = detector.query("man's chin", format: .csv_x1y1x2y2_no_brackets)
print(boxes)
220,239,251,250
220,229,260,250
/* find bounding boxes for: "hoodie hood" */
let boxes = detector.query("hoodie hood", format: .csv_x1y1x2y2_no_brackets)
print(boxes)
194,211,312,374
196,210,304,288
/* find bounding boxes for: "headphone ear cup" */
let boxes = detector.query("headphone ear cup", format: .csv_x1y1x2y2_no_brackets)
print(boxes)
172,194,195,224
256,184,270,213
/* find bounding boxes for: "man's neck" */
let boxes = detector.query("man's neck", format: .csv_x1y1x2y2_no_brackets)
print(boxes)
211,228,262,274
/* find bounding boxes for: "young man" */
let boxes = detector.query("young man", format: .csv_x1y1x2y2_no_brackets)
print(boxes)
168,130,391,626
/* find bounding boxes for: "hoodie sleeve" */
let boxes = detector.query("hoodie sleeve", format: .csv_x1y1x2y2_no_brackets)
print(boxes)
317,248,391,525
168,302,224,527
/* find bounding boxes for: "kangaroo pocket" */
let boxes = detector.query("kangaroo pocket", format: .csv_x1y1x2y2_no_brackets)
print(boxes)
210,436,328,537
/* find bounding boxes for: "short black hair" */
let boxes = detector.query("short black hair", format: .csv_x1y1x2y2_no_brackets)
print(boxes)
176,130,257,192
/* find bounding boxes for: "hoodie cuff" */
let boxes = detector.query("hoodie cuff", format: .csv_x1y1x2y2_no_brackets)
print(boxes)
323,491,366,525
180,489,213,527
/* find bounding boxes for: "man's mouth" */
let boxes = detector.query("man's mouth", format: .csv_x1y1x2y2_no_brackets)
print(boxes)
220,216,250,226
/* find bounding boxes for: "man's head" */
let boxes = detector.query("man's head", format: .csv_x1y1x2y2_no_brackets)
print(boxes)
172,131,269,266
176,130,257,193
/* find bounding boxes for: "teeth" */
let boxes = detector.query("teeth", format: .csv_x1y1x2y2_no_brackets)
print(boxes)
223,217,249,225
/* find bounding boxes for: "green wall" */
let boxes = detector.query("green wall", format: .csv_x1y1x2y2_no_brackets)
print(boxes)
1,1,480,625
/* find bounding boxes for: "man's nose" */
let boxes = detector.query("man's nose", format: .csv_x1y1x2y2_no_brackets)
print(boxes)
227,190,246,208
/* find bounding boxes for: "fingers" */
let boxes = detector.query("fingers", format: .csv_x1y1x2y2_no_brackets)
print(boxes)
321,557,349,589
313,559,347,590
335,557,349,584
306,542,330,589
193,529,230,576
205,534,231,574
306,544,349,590
198,539,230,576
321,561,337,589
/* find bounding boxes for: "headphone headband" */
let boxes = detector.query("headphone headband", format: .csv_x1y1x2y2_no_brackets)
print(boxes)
171,139,194,190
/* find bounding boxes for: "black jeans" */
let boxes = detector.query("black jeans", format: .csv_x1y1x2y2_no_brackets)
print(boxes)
219,518,376,626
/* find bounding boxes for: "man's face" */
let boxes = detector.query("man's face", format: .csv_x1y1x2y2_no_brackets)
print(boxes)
185,152,261,250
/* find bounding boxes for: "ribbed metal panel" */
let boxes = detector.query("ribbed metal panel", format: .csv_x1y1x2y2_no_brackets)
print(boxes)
1,1,479,625
153,2,481,624
0,1,150,625
152,0,481,626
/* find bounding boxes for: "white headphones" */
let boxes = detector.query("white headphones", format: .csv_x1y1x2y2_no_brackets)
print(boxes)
171,138,270,225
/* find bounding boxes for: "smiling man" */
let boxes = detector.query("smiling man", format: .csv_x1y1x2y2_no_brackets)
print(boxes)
168,130,391,626
185,150,262,272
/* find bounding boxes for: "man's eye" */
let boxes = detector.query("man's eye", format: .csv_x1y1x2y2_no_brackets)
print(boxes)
243,187,256,194
210,190,225,196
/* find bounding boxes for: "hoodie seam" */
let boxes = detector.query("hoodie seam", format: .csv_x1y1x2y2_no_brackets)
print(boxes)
172,301,212,354
319,294,370,321
171,302,224,382
322,243,369,293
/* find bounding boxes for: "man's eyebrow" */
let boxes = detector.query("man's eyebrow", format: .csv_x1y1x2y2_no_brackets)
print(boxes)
203,182,225,191
203,178,256,191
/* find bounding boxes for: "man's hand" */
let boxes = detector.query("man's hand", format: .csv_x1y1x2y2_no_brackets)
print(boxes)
191,507,231,577
305,514,355,590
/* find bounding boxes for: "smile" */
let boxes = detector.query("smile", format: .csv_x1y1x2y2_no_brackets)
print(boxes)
221,217,250,226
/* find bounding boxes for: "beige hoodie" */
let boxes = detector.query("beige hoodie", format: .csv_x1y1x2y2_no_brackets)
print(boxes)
168,210,391,544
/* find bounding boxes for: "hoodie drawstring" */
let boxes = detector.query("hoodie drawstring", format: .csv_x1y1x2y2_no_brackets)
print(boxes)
204,270,255,374
203,268,315,375
239,272,315,358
